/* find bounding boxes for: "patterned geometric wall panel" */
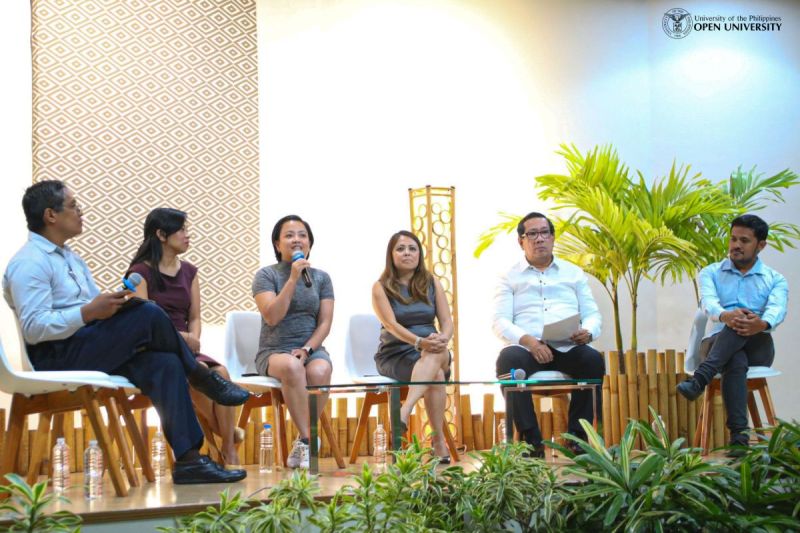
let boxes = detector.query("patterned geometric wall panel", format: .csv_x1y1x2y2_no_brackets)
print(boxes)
31,0,259,323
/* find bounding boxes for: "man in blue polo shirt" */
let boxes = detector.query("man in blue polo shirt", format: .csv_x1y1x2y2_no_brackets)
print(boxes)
677,214,788,451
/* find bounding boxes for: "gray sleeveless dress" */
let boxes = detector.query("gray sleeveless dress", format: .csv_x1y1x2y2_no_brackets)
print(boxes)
375,282,448,382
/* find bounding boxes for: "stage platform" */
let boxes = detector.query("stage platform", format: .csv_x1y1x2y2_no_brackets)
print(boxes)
2,454,582,531
2,450,733,531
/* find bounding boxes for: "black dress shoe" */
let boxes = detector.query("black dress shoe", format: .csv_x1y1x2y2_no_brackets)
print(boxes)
725,433,750,458
522,443,545,459
191,371,250,406
173,455,247,484
677,378,703,401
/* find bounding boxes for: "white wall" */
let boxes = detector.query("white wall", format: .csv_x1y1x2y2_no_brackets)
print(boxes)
0,2,33,394
257,0,800,417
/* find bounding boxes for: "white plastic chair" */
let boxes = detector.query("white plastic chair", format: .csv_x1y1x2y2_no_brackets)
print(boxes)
345,314,459,464
223,311,344,468
0,336,148,495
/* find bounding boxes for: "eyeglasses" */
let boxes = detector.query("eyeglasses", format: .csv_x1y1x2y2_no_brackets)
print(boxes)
62,202,82,213
522,230,552,240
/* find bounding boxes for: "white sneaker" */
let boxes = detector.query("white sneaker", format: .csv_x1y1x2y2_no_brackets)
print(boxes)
287,439,309,469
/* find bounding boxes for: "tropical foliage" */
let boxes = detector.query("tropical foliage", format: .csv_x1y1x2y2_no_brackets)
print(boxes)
474,144,800,355
0,473,81,532
160,422,800,532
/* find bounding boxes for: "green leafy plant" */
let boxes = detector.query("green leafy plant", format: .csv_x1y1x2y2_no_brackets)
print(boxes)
158,488,252,533
0,473,81,533
458,441,561,532
163,418,800,532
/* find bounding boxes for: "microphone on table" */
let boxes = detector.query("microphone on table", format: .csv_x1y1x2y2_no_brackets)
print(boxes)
291,250,313,288
498,368,527,381
121,272,143,291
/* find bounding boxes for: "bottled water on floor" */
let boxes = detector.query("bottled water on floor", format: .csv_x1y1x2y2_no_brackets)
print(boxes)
84,440,103,500
497,418,508,444
52,437,70,494
151,430,167,482
374,423,387,466
259,423,274,474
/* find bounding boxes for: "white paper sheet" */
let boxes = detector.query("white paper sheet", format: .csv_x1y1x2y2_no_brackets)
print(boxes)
541,313,580,342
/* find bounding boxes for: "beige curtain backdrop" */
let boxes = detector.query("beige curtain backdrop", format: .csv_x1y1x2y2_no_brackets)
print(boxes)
30,0,259,323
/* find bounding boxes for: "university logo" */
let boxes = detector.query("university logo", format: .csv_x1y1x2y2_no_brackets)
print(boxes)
663,8,692,39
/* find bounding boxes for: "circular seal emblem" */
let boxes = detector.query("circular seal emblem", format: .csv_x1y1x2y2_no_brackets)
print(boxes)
663,8,692,39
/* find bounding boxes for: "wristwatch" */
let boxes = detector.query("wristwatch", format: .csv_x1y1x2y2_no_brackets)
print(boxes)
302,346,314,356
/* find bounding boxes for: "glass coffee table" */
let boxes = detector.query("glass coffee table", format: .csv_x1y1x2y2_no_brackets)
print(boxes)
306,377,601,474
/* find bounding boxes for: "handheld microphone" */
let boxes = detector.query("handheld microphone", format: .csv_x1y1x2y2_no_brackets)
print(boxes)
498,368,527,381
291,250,313,288
121,272,143,292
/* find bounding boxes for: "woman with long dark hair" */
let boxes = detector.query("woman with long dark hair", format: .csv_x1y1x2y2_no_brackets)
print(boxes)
373,230,453,462
252,215,334,469
128,208,243,465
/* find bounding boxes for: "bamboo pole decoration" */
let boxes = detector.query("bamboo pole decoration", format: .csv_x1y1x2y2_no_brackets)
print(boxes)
625,350,639,431
609,372,621,446
666,349,678,440
618,372,630,437
602,377,612,444
409,185,461,446
657,352,668,431
482,394,495,448
647,349,658,423
676,351,688,442
460,395,474,451
637,355,648,427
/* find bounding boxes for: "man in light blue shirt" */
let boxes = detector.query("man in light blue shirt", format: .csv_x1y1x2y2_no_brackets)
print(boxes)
493,212,605,456
677,214,788,451
4,180,249,483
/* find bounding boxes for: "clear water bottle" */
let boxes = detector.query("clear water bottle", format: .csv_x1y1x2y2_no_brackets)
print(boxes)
497,418,508,444
51,437,70,494
259,423,274,474
374,423,387,466
84,440,103,500
151,429,167,482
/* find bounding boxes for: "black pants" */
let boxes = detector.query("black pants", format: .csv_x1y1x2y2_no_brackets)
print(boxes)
28,302,204,457
694,326,774,435
496,344,605,445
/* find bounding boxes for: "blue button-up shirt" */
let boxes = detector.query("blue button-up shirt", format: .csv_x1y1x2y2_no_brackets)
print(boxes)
699,257,788,335
492,257,602,352
3,232,99,345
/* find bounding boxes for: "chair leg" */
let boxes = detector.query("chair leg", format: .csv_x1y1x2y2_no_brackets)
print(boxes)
746,391,762,431
79,387,128,497
272,391,289,467
113,390,154,483
443,422,460,463
26,411,53,487
349,393,377,464
320,409,345,468
103,394,139,488
756,379,778,426
2,395,27,479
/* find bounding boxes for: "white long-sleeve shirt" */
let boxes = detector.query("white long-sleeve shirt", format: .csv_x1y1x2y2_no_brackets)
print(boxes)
492,257,602,352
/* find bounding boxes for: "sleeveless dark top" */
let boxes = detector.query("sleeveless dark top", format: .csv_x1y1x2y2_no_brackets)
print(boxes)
128,261,219,366
374,282,437,376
